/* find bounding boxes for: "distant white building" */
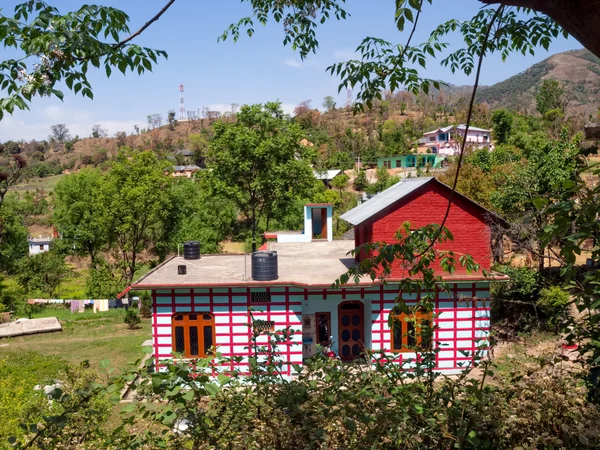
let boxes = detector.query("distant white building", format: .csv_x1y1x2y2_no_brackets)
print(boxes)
419,124,492,156
28,237,52,255
171,165,201,178
313,169,343,189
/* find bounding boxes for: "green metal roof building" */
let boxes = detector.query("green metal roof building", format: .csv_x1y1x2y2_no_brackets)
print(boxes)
377,154,445,170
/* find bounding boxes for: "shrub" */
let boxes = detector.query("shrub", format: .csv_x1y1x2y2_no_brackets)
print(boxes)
353,170,368,191
123,309,140,330
538,285,571,330
18,301,43,319
12,338,600,449
491,265,540,336
0,352,64,442
140,291,152,318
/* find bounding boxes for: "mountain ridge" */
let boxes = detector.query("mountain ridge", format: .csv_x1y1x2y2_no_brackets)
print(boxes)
475,49,600,116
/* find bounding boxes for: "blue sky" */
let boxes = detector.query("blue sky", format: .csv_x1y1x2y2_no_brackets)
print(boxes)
0,0,580,141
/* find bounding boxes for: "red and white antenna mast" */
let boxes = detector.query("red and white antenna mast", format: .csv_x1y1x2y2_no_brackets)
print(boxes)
346,87,353,108
179,84,185,121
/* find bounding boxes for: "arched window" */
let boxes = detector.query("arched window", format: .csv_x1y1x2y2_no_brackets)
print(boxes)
172,312,215,358
406,156,416,168
390,310,432,353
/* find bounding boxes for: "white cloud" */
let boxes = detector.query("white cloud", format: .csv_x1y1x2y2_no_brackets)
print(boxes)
0,105,144,141
283,59,304,69
334,49,357,60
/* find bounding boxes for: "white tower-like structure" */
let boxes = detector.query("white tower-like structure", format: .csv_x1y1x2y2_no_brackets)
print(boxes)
179,84,185,121
346,87,353,108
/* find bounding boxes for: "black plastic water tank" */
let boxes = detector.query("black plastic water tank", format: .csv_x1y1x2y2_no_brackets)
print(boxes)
183,241,200,260
251,251,278,281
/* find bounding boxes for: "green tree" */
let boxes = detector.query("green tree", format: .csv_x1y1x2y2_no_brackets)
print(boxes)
322,95,336,112
0,2,172,121
536,79,567,116
0,195,28,273
85,260,124,299
492,129,580,272
103,150,173,284
438,160,500,211
17,251,74,297
168,178,236,254
167,110,177,130
53,168,109,267
0,155,27,210
353,170,368,191
491,109,514,144
187,133,209,167
330,173,349,191
381,119,409,154
366,167,399,195
207,102,315,250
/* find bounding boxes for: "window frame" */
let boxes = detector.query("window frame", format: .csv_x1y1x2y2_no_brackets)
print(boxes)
171,312,216,359
390,310,433,353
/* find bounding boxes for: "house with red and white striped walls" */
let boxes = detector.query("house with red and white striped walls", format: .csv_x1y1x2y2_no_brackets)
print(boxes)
131,177,506,376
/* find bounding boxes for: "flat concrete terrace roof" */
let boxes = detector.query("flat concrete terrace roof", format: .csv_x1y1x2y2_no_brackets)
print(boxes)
133,240,357,288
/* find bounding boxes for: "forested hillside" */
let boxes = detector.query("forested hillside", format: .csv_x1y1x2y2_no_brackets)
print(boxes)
477,49,600,117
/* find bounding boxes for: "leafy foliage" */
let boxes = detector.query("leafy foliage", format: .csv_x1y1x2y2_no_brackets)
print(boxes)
53,168,109,266
85,259,124,299
220,0,348,59
103,150,172,283
536,79,567,115
0,1,169,120
0,195,28,273
17,250,74,298
123,309,140,329
206,102,316,249
540,163,600,402
0,351,65,442
167,178,236,255
491,109,514,144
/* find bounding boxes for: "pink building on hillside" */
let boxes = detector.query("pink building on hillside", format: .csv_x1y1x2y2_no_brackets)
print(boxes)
420,125,492,156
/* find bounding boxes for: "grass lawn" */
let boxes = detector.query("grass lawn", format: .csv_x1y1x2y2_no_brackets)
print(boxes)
13,174,66,192
0,308,151,442
0,264,152,300
1,307,152,375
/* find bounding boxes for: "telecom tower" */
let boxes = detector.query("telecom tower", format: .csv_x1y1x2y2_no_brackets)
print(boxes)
179,84,185,121
346,87,353,108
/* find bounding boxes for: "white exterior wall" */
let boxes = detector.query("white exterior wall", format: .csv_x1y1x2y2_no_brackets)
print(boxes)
152,282,491,377
29,243,51,255
276,205,333,243
153,287,303,379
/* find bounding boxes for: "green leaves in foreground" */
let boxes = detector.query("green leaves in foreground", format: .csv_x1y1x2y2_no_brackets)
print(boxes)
0,1,168,120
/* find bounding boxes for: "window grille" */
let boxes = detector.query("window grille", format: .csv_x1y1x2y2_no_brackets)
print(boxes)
251,291,271,304
203,325,214,354
253,320,275,333
175,326,185,353
189,326,199,356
